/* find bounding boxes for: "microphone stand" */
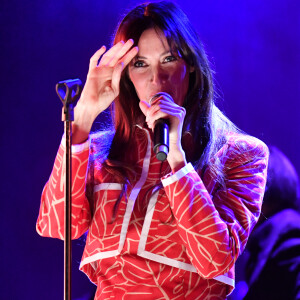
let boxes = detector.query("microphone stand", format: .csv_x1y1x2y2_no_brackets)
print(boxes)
56,79,82,300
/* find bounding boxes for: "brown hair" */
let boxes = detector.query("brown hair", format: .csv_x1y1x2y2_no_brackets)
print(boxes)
98,1,239,186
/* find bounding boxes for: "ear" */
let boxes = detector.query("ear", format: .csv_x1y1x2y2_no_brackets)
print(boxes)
189,65,195,73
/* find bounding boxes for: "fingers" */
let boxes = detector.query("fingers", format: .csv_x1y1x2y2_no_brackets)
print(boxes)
148,97,184,120
100,41,125,66
121,45,139,67
89,39,137,71
144,98,186,130
108,39,134,66
111,45,138,94
99,39,137,67
147,107,184,129
89,46,106,69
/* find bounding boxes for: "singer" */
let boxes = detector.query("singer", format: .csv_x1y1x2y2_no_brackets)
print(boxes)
37,1,269,299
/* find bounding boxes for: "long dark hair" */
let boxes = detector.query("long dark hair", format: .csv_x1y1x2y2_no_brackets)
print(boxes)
97,1,239,185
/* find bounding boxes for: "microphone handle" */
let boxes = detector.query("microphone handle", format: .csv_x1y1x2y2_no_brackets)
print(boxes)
153,119,169,161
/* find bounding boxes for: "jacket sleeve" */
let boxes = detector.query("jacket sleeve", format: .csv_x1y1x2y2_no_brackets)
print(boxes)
161,136,269,279
36,136,92,240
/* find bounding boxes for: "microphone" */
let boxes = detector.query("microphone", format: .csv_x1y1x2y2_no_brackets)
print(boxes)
149,92,172,161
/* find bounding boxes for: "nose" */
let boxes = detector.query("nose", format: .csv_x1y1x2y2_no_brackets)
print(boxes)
150,65,168,86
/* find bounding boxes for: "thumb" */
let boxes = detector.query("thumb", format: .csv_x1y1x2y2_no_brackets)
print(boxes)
139,100,150,116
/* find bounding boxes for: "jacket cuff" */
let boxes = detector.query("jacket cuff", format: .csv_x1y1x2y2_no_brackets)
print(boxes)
61,135,90,153
161,163,194,187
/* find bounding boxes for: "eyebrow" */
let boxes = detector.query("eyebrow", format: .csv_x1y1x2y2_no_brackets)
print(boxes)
134,50,174,60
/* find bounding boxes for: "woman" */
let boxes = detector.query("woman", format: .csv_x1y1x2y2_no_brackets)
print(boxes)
37,1,268,299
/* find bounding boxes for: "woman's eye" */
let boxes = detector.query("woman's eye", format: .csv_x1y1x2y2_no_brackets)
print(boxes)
133,60,146,67
164,55,177,63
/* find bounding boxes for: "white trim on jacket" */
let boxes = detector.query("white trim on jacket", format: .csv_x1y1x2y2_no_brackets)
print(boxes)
79,127,234,288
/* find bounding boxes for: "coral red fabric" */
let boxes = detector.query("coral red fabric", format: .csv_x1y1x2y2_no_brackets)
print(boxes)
37,126,268,299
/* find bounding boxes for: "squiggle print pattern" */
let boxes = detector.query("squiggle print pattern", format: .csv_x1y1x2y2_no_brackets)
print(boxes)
37,127,268,299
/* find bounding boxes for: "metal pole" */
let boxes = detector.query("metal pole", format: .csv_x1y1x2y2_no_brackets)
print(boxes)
56,79,82,300
64,119,72,300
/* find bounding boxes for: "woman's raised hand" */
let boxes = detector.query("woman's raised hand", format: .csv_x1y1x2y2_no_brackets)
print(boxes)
72,40,138,144
80,40,138,116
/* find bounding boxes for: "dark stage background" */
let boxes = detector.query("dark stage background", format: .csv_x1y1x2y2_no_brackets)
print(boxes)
1,0,299,299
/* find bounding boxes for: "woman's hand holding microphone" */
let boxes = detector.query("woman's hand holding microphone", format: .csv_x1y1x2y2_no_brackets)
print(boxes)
139,93,187,172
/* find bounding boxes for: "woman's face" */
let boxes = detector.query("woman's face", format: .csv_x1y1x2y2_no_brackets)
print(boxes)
128,28,191,106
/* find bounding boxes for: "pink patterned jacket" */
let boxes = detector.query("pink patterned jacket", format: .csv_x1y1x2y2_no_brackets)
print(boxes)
37,126,268,299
